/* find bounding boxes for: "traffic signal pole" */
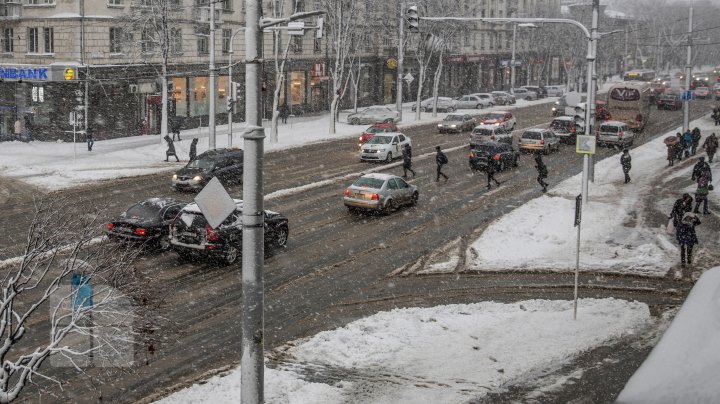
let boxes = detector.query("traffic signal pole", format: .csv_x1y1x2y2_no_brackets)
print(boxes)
683,6,693,134
396,1,404,122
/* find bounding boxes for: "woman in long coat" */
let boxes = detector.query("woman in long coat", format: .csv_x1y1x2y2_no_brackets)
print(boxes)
676,212,701,267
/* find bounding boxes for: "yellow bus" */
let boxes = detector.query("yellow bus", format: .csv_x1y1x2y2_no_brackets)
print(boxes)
605,82,652,132
623,69,656,82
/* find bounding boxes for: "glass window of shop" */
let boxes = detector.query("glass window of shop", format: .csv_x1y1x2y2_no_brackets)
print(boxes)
289,71,305,106
188,76,228,117
172,77,187,117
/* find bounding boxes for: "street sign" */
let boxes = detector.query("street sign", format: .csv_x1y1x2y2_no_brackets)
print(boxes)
194,177,237,229
574,194,582,227
387,58,398,70
576,135,596,154
69,111,82,126
288,21,305,36
71,273,93,310
403,73,414,84
681,90,694,101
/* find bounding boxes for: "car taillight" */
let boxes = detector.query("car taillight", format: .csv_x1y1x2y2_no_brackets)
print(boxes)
636,114,642,122
106,223,114,230
540,139,545,145
371,193,379,200
344,188,350,197
470,152,475,158
134,228,147,236
206,225,219,242
570,128,576,133
493,155,500,160
491,135,496,140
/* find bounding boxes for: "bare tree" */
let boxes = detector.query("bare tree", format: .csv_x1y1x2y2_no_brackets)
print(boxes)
268,1,298,143
0,197,147,402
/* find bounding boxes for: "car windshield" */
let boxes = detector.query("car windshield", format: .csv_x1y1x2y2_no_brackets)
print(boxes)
522,131,541,140
601,126,619,133
185,158,215,170
125,203,162,220
473,128,494,136
472,145,499,154
445,115,463,121
366,136,392,144
367,126,389,134
551,121,571,130
483,113,504,120
352,177,385,189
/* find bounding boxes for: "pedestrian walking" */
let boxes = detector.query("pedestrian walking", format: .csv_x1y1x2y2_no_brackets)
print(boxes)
713,106,720,126
189,138,198,161
691,156,711,182
691,127,701,156
674,132,685,161
669,193,694,230
23,115,33,142
620,149,632,183
435,146,449,182
534,154,549,192
702,132,718,163
401,143,416,178
683,129,693,159
13,118,21,142
693,169,711,214
164,135,179,162
170,117,182,141
85,126,94,151
279,103,290,124
676,212,701,268
485,156,501,189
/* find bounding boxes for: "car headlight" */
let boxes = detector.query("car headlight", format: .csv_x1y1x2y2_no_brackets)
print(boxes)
450,124,457,128
172,174,177,180
437,124,442,127
192,175,203,181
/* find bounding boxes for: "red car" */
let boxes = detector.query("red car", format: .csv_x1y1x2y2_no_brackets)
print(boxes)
656,93,681,110
358,123,399,149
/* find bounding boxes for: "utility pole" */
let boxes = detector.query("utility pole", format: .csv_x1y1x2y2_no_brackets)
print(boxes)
209,0,217,149
80,0,89,139
396,1,404,122
510,23,517,94
624,25,628,71
683,5,693,134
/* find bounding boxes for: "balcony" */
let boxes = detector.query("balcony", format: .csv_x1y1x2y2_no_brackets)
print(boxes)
0,1,21,20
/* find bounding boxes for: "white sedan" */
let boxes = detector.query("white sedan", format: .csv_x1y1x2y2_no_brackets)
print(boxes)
455,94,493,109
347,106,399,125
359,132,412,163
412,97,457,112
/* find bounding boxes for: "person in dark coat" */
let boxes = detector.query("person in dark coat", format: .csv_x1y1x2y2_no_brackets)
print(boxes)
669,193,693,229
674,132,685,161
170,117,182,141
666,142,676,166
691,156,711,182
620,149,631,183
401,143,416,178
189,138,198,161
435,146,448,182
279,103,290,124
164,135,179,162
691,127,701,156
486,156,501,189
702,132,718,163
534,154,549,192
676,212,700,267
683,130,693,158
693,169,711,214
85,126,94,151
713,106,720,126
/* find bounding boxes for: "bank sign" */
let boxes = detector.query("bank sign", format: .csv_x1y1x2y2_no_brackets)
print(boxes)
0,65,79,82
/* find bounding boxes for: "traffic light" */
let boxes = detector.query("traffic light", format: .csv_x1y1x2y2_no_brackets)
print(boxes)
406,6,419,33
573,103,586,133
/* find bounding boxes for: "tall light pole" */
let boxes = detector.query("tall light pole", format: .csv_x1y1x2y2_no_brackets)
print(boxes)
208,0,217,149
510,23,517,94
396,1,404,122
227,29,244,148
683,5,693,134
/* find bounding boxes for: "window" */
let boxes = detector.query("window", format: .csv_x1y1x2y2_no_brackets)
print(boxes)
170,28,182,53
27,27,38,53
107,0,123,5
219,0,231,10
480,33,485,50
109,27,122,53
141,28,154,53
314,38,321,53
25,0,54,4
464,32,470,46
197,28,209,54
43,27,53,53
222,29,231,53
292,36,302,53
2,28,13,53
295,0,305,12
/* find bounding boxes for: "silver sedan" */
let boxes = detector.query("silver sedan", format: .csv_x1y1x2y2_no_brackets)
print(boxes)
347,106,399,125
343,173,419,213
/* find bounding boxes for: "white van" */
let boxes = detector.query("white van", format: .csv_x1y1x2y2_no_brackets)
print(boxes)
597,121,633,148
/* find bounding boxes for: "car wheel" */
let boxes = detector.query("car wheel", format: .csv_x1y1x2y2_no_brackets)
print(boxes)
513,155,519,167
351,118,360,125
498,161,505,172
157,236,171,251
544,146,550,155
410,192,419,206
384,198,397,214
224,245,240,265
274,226,289,247
384,118,393,124
385,152,393,163
489,102,494,107
476,104,483,109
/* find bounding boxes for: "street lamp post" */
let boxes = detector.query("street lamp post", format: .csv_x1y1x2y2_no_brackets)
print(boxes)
510,23,517,94
209,0,217,149
227,29,244,148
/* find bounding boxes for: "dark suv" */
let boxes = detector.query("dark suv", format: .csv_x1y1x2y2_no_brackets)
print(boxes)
171,148,244,191
169,200,289,265
469,141,519,172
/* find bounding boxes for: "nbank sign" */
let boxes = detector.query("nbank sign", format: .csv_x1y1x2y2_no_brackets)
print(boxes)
0,65,78,82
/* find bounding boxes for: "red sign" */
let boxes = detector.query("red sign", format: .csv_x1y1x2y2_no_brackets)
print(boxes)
312,63,326,78
466,55,484,63
446,55,466,63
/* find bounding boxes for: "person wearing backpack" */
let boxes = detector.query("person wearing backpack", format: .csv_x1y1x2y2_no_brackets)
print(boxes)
401,143,416,178
435,146,449,182
691,127,701,156
702,132,718,163
534,154,549,192
693,169,711,215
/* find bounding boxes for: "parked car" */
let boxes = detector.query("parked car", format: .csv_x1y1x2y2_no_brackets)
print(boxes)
549,116,581,144
656,93,681,111
471,93,496,107
171,148,244,191
596,120,634,148
470,124,513,146
693,85,710,99
522,86,547,99
545,85,565,97
438,114,476,133
169,199,289,265
512,88,537,100
491,91,516,105
519,128,560,154
478,111,517,131
455,94,493,109
714,83,720,100
343,173,418,213
359,132,412,163
347,106,399,125
358,123,399,149
105,198,187,251
469,141,520,172
412,97,457,112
